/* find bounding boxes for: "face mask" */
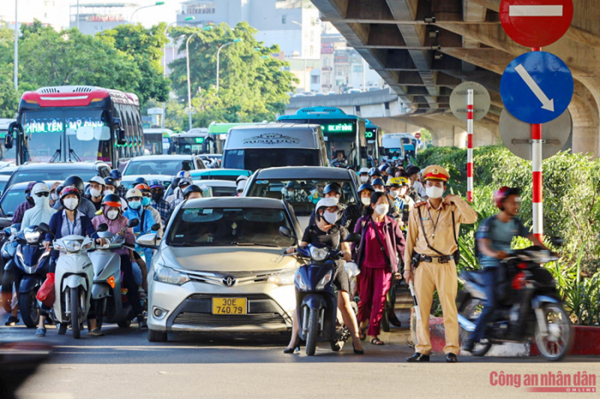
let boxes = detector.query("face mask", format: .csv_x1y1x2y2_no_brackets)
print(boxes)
142,197,151,207
106,209,119,220
51,193,58,201
128,201,141,210
375,204,389,216
103,190,114,196
426,185,444,199
360,175,369,183
361,197,371,206
152,192,162,203
374,188,384,193
33,194,49,207
90,188,102,198
389,190,399,198
26,196,34,206
113,180,121,188
323,211,338,225
63,198,79,211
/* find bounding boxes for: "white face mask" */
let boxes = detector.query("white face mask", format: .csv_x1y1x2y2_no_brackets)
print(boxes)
103,189,114,196
360,175,369,183
375,204,389,216
361,197,371,206
50,193,58,201
323,211,338,225
426,185,444,199
33,194,49,207
389,190,399,198
90,188,102,198
106,209,119,220
63,197,79,211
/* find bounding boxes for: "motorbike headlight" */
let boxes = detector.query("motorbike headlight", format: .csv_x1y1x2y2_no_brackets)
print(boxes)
153,264,190,285
65,240,82,253
316,270,333,290
309,246,328,262
268,269,296,286
294,270,307,290
24,230,40,244
82,242,94,250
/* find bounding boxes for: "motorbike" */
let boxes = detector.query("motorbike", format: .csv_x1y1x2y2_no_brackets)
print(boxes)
13,225,51,328
89,219,139,330
45,226,95,339
1,224,19,313
457,243,573,361
282,227,360,356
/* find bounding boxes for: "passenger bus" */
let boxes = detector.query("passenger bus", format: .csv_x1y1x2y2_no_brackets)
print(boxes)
380,133,407,161
207,122,261,154
364,119,382,167
277,107,367,168
5,86,143,167
143,128,173,155
168,128,218,155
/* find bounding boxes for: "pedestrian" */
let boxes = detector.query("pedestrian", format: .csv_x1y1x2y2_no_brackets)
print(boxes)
403,165,477,362
353,191,405,345
406,165,426,201
341,183,374,233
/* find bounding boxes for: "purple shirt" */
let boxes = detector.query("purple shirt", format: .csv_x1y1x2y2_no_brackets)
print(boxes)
92,214,135,256
12,201,33,224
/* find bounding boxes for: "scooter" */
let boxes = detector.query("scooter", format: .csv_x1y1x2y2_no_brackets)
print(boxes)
44,226,95,339
457,243,573,361
1,224,20,314
283,228,360,356
14,225,51,328
89,219,139,330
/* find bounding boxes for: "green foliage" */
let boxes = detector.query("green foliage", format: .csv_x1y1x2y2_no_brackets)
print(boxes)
168,22,297,127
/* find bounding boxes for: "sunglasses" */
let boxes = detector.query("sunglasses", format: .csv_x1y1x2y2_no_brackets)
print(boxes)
35,192,49,197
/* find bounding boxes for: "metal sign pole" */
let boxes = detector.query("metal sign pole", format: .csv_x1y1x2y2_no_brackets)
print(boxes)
467,89,474,202
532,47,543,241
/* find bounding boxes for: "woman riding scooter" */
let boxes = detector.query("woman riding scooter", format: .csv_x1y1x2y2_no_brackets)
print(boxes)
284,198,364,355
91,194,146,333
38,186,97,337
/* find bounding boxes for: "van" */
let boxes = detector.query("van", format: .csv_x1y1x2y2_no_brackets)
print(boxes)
381,133,408,160
222,123,329,171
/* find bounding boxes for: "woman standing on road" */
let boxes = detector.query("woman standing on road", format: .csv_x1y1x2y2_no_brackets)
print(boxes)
353,192,405,345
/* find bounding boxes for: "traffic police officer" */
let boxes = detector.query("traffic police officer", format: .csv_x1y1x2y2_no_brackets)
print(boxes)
403,165,477,362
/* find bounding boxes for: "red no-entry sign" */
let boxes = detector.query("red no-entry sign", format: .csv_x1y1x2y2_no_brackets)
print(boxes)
500,0,573,47
415,132,421,139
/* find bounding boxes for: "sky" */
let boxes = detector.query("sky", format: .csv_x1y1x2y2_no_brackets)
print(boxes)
2,0,183,29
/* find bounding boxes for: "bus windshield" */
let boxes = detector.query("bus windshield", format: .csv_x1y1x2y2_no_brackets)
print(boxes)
169,136,215,155
144,133,163,155
21,109,110,163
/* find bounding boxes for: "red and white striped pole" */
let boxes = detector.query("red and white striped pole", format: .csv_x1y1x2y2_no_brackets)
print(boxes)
466,89,474,202
532,47,543,241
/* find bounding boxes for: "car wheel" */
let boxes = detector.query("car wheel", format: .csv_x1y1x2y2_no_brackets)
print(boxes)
148,329,167,342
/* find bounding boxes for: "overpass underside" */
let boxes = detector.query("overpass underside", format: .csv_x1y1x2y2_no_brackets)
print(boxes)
311,0,600,155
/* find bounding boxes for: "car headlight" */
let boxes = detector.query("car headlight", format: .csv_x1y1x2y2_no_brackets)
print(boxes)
294,270,307,290
316,270,333,290
268,269,296,286
24,229,40,244
309,246,328,262
65,240,82,253
153,264,190,285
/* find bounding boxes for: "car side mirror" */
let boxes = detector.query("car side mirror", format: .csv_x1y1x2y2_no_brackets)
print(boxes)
97,223,109,232
136,233,159,249
37,223,50,234
128,218,139,228
343,233,361,243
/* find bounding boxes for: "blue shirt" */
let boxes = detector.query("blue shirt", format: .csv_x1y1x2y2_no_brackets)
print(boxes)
476,216,530,268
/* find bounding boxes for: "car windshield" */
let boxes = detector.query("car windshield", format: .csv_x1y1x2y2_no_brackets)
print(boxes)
9,169,97,186
195,182,236,197
245,179,356,216
168,207,295,247
1,187,26,216
124,159,194,176
223,149,320,171
0,180,7,196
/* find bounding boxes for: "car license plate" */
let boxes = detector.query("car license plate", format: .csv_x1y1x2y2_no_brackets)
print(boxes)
212,298,247,315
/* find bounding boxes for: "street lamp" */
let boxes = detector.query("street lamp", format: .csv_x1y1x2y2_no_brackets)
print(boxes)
13,0,18,90
185,26,213,130
216,38,242,94
130,2,164,23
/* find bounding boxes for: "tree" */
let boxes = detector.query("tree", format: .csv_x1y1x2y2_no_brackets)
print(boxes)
0,26,17,118
168,22,297,127
99,24,170,104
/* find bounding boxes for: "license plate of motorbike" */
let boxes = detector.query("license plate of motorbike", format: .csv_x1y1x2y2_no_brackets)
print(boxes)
212,298,247,315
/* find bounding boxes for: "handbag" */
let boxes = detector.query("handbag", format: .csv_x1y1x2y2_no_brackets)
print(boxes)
37,273,55,308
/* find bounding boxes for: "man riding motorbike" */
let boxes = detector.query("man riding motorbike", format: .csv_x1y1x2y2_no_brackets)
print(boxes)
85,176,106,212
12,182,37,225
463,187,546,352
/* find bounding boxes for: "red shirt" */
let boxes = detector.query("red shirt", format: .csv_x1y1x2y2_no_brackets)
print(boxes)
363,220,388,268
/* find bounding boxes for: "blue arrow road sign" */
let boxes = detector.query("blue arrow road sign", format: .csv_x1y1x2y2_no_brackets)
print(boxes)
500,51,573,124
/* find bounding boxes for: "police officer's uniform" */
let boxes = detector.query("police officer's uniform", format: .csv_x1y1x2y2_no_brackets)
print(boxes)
403,165,477,361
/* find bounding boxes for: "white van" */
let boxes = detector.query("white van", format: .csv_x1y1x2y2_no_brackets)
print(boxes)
222,123,329,171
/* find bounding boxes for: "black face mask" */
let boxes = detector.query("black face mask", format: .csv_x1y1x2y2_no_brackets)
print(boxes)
26,196,34,206
151,192,163,203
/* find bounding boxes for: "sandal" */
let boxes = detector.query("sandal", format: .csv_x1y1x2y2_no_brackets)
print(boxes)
88,329,105,337
371,337,385,346
359,326,368,341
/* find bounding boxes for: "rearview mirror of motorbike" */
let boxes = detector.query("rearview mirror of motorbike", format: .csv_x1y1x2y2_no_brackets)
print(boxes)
97,223,109,232
128,218,140,228
136,233,159,249
151,223,161,232
343,233,361,243
37,223,50,234
550,237,564,248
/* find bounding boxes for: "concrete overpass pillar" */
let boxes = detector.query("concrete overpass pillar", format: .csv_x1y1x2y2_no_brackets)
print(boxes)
454,127,467,148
